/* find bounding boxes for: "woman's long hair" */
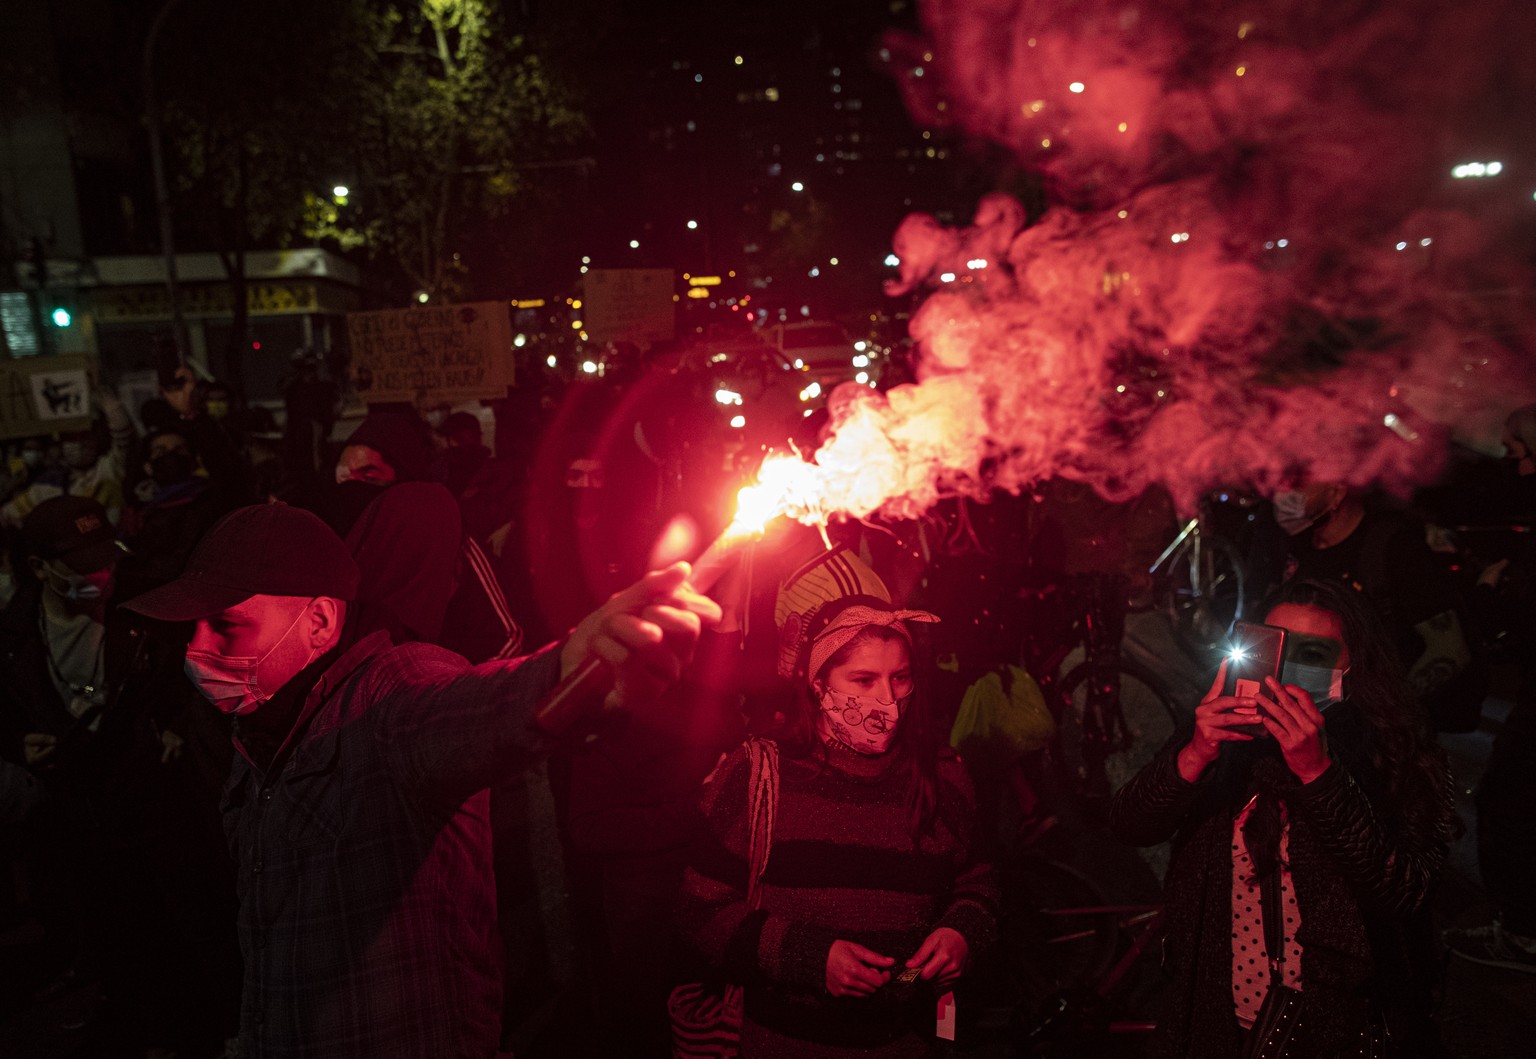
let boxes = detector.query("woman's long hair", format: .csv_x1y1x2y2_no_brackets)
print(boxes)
779,623,943,844
1263,578,1455,843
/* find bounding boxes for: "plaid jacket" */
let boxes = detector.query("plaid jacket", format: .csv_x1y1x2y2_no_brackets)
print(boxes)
222,631,560,1058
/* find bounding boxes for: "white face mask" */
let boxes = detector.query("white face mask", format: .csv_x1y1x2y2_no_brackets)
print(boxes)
816,688,907,755
41,560,110,603
184,603,318,715
1273,490,1324,537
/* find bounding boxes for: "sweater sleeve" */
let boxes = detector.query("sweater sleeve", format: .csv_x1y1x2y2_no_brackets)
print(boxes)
933,757,1000,955
1107,739,1207,846
1285,756,1452,916
676,745,837,992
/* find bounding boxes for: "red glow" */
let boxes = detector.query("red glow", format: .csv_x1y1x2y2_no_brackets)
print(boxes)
770,0,1536,516
252,341,261,350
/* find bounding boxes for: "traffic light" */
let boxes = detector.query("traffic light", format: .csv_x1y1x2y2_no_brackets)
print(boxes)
50,306,71,328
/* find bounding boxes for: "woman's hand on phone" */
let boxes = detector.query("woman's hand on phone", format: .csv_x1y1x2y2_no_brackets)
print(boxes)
1177,661,1262,782
825,940,894,997
1260,677,1331,784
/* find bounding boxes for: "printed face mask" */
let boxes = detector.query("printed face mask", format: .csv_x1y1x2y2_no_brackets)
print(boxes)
1280,660,1348,709
185,603,318,715
816,688,907,755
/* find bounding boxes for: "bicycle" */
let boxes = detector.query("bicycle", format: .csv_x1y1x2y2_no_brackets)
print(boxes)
1015,575,1181,814
972,853,1165,1056
1142,491,1253,658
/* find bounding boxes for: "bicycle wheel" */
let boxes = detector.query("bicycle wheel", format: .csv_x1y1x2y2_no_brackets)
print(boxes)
1054,660,1179,806
998,856,1120,1009
1166,532,1247,655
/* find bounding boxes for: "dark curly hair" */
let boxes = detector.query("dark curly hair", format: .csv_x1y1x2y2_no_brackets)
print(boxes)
1263,578,1456,844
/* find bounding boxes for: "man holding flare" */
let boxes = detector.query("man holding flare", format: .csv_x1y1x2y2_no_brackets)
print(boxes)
122,501,719,1059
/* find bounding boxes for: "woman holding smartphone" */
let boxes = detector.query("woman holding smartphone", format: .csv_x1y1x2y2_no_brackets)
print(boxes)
677,596,998,1057
1110,578,1454,1057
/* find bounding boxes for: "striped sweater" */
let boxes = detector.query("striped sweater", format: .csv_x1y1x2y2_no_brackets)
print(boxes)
679,740,998,1057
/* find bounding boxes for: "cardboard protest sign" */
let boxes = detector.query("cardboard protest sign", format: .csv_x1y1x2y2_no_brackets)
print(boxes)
347,302,515,403
583,269,676,347
0,355,94,441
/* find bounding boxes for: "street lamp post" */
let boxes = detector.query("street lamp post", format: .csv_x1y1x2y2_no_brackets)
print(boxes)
143,0,192,365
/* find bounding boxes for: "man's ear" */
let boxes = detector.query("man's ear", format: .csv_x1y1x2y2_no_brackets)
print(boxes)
308,597,346,649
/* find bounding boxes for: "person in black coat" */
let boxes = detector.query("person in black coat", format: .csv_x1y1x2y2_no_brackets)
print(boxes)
1110,578,1455,1057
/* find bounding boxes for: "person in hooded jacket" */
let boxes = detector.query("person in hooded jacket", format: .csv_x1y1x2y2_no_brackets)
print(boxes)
323,412,522,662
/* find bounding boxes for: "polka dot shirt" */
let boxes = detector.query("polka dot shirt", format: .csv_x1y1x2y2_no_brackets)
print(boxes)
1231,795,1303,1028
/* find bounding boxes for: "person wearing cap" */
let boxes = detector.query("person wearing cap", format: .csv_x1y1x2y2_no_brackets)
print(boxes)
3,495,133,767
122,501,719,1059
677,594,998,1057
1,494,237,1056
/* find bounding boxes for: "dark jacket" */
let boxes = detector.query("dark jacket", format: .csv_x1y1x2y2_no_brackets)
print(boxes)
0,584,159,791
1109,707,1449,1057
222,630,561,1058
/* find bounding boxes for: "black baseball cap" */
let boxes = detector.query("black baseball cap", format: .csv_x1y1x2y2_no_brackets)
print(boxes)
21,496,124,574
123,503,360,621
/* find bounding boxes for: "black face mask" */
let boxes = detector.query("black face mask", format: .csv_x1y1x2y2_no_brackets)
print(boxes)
149,451,197,487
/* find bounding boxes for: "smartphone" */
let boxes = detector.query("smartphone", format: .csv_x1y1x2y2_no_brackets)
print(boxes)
1222,621,1287,735
884,963,923,1000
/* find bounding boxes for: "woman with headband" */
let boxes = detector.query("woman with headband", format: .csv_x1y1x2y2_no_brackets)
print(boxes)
678,594,998,1057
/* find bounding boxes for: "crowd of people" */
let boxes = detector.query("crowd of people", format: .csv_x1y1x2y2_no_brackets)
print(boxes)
0,355,1532,1059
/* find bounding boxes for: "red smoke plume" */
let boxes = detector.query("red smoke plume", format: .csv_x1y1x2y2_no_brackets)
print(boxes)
804,0,1536,515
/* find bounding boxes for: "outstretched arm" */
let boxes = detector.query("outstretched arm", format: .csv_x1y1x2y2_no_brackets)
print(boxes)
380,563,720,804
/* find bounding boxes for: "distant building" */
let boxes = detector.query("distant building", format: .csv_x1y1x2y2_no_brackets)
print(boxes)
0,0,361,402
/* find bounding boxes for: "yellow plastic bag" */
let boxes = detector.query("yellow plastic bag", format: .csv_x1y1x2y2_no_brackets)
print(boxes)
950,665,1056,771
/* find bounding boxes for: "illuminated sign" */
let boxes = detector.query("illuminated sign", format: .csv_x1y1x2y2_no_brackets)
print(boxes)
687,275,723,287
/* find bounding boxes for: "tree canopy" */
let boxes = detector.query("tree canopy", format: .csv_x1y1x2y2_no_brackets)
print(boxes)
159,0,587,303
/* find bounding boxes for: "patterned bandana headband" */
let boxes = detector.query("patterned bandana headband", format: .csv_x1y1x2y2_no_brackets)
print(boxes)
806,603,940,681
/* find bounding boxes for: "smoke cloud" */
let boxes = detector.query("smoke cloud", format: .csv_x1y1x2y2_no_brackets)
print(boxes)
797,0,1536,516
